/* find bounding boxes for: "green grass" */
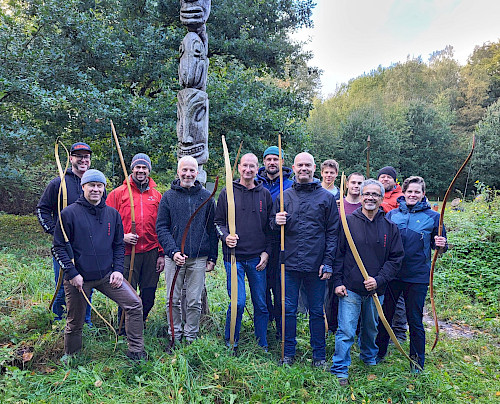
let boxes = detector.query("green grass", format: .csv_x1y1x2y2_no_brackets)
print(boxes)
0,208,499,403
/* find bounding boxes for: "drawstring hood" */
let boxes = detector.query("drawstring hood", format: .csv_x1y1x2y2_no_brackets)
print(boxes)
76,196,107,224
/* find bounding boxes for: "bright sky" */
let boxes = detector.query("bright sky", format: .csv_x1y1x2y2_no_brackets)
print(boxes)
293,0,500,97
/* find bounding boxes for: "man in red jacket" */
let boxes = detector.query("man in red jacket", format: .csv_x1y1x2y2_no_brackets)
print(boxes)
377,166,403,213
107,153,165,326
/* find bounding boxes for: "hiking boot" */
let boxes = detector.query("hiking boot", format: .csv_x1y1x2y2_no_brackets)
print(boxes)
126,350,148,361
312,359,328,370
375,355,385,364
60,354,75,366
338,377,349,387
279,356,294,366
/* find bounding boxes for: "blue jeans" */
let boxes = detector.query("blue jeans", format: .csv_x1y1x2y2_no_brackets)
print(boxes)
330,290,383,378
224,257,268,347
284,270,326,360
376,280,428,369
53,258,93,324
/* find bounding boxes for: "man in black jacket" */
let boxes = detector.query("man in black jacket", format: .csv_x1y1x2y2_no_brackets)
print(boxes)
272,152,339,368
37,142,94,324
53,169,145,360
156,156,218,344
215,153,272,352
330,179,404,385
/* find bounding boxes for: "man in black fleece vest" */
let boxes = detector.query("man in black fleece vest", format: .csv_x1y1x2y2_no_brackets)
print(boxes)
215,153,273,353
53,169,146,361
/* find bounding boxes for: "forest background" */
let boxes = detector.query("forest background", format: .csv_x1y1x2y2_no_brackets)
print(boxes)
1,0,499,215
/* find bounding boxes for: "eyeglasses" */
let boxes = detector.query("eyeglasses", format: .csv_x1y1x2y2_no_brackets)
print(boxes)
71,154,91,160
361,192,382,198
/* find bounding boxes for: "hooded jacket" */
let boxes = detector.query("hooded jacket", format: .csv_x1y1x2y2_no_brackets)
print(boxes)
37,168,85,235
381,184,403,213
52,196,125,281
215,180,273,262
106,176,163,255
333,208,404,296
156,180,218,262
256,166,294,202
270,179,339,273
386,196,448,284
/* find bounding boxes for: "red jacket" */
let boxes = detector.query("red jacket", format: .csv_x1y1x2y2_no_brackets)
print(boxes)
107,177,163,255
381,184,403,213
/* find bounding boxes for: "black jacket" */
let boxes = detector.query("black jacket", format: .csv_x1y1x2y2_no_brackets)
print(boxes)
215,180,273,262
52,196,124,281
156,180,218,262
270,179,339,273
37,168,85,235
333,208,404,296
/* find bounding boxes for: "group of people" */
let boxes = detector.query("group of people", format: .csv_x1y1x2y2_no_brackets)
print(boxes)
37,142,447,385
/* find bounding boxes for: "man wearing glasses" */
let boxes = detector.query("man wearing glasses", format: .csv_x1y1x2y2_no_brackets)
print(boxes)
330,179,404,386
37,142,94,325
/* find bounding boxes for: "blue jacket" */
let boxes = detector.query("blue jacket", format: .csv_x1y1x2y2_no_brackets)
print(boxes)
256,166,293,202
386,197,447,284
52,196,125,281
270,179,339,273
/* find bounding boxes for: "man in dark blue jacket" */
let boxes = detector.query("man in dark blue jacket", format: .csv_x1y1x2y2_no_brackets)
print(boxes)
376,176,447,371
37,142,94,324
215,153,273,352
271,152,339,368
330,179,404,385
53,169,145,360
256,146,294,337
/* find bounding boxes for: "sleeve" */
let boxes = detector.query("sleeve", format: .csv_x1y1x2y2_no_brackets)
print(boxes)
332,226,347,288
112,211,125,273
155,192,181,259
374,224,404,288
264,192,274,257
52,210,79,280
36,178,60,235
214,188,229,242
106,188,119,210
431,214,449,253
322,195,339,268
269,196,280,231
207,197,219,263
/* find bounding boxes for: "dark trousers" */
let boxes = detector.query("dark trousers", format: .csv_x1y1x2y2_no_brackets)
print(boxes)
325,279,339,333
118,249,160,325
392,295,408,341
265,252,282,334
64,273,144,355
376,280,428,369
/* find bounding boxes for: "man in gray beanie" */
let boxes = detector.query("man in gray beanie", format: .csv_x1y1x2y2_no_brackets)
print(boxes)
107,153,165,329
53,169,146,360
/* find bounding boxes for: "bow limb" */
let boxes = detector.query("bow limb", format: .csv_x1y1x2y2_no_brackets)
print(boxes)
366,135,371,178
278,134,286,360
111,120,136,335
232,140,243,177
339,173,421,370
430,135,476,351
168,176,219,348
222,136,237,347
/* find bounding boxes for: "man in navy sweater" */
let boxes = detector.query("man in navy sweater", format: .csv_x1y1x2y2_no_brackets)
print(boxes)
53,169,145,360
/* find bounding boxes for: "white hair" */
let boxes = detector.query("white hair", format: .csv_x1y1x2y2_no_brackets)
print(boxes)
360,179,385,197
177,156,199,171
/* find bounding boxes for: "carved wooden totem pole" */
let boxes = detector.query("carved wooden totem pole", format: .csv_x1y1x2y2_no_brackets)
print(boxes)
177,0,210,184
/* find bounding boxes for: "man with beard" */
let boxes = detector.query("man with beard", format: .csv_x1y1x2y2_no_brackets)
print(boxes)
37,142,94,325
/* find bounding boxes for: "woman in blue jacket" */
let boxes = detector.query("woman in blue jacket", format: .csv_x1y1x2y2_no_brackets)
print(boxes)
376,176,448,371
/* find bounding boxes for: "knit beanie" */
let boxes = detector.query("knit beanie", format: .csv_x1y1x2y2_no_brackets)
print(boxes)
377,166,397,181
263,146,283,158
81,169,107,186
131,153,152,171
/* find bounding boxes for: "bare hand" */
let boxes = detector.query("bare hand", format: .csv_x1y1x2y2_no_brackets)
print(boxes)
256,252,269,271
69,274,84,292
206,260,216,272
156,256,165,273
173,252,187,266
319,265,331,280
275,212,288,226
364,277,377,292
109,271,123,288
225,234,239,248
124,233,139,245
434,235,447,249
335,285,347,297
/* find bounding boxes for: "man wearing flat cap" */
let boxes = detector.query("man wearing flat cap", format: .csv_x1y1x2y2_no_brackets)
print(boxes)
107,153,165,327
37,142,94,325
53,169,146,360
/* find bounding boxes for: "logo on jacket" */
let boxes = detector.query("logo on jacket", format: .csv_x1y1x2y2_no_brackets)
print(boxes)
259,200,263,212
108,223,111,236
384,234,387,248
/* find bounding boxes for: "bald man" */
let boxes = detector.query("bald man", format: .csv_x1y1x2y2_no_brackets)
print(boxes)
271,152,339,368
215,153,273,353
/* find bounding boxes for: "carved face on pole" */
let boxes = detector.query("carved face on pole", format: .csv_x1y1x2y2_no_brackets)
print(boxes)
177,88,209,164
179,32,208,90
180,0,211,27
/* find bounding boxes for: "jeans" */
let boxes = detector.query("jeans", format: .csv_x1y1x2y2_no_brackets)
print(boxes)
53,258,92,324
224,257,268,347
376,280,428,369
330,290,383,378
284,270,326,360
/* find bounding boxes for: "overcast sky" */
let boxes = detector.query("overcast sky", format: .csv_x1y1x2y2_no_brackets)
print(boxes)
293,0,500,97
